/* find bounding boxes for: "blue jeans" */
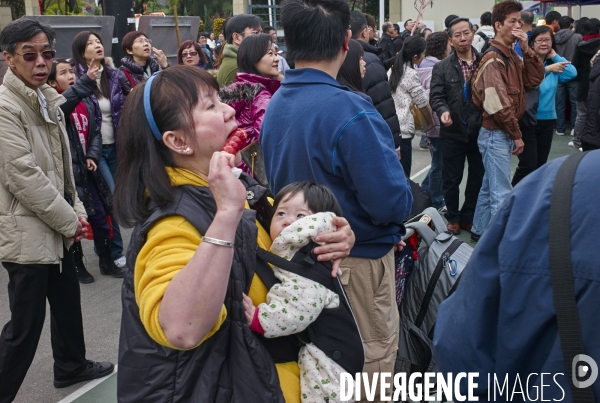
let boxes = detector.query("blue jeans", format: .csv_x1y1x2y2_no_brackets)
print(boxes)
421,137,445,209
472,128,514,236
98,144,124,260
555,80,578,133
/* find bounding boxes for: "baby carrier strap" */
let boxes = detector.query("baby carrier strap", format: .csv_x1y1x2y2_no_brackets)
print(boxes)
256,242,365,374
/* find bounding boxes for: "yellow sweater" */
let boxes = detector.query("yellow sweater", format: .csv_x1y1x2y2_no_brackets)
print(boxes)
135,167,300,402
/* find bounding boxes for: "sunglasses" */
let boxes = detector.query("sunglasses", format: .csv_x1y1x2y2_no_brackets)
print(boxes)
14,50,56,62
182,51,198,58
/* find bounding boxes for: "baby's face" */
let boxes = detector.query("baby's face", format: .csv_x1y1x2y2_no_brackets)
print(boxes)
270,193,313,240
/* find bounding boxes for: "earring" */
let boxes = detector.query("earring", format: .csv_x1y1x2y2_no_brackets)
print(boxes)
181,146,192,154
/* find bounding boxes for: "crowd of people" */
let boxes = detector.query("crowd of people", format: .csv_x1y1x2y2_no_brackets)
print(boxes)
0,0,599,402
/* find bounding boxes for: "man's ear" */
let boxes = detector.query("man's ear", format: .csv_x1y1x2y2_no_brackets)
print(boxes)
342,29,352,51
4,51,14,68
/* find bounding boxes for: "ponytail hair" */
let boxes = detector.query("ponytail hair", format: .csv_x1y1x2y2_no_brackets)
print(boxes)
389,35,426,91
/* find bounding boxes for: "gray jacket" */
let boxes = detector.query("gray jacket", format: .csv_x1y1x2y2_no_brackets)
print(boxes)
0,69,86,264
555,29,582,62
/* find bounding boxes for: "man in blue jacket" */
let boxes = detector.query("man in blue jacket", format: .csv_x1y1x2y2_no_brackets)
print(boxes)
261,0,413,399
433,150,600,401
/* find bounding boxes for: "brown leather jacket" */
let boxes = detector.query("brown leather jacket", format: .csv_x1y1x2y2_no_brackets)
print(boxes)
471,39,545,140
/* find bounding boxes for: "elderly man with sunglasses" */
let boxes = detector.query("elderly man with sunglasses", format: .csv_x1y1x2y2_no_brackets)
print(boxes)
0,18,113,402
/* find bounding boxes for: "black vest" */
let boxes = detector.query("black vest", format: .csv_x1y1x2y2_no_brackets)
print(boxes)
117,175,285,403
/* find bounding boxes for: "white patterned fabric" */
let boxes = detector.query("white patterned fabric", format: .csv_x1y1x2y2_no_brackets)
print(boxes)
257,212,353,403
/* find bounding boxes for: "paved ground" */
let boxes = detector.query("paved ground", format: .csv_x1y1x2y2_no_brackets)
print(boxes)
0,133,576,402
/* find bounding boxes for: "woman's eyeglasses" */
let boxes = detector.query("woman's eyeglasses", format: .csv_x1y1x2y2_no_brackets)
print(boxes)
182,51,198,58
134,38,152,45
15,50,56,62
534,38,552,44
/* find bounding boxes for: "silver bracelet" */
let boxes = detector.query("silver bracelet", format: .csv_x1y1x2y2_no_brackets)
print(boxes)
202,236,235,248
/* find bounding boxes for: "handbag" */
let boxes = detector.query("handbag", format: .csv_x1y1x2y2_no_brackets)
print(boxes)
240,141,270,192
410,104,428,132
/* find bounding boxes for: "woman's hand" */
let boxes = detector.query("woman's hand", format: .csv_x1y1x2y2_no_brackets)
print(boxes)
242,293,256,327
313,216,355,277
208,152,247,218
153,47,169,69
547,49,557,60
547,61,569,74
87,59,100,81
86,158,97,171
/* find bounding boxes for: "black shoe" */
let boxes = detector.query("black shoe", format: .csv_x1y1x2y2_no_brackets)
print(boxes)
54,360,115,388
76,264,95,284
471,232,481,243
72,241,94,284
95,238,124,278
99,257,124,278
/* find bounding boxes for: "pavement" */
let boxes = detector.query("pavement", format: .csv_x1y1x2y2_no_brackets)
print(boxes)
0,132,577,402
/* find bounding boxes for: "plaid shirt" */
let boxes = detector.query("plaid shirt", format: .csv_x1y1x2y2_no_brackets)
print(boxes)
458,51,477,83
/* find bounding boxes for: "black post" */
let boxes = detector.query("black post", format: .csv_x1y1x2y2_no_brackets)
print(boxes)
101,0,135,67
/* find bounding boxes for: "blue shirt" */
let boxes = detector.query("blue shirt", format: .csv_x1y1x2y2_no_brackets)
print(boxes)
261,68,413,259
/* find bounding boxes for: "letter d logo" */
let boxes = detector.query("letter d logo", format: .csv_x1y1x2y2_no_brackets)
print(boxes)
572,354,598,389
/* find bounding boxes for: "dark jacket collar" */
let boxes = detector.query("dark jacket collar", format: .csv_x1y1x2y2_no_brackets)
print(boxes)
358,40,381,56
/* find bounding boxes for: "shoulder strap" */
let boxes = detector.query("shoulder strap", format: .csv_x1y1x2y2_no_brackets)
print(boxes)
549,151,595,403
123,70,136,88
256,246,335,292
484,46,509,73
476,31,488,41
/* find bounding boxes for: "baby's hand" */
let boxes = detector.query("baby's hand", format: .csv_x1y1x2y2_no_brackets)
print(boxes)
242,293,256,327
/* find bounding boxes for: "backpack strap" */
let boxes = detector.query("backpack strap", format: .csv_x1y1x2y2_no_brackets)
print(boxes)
549,151,595,403
476,31,489,41
484,46,509,73
123,70,136,88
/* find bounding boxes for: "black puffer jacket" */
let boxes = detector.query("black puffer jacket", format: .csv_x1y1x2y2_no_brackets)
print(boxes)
119,56,163,95
60,75,111,214
581,54,600,149
429,48,483,143
572,37,600,101
360,40,402,149
378,33,396,70
117,179,285,403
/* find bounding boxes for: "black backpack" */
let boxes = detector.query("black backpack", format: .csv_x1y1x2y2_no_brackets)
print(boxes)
477,31,491,53
255,242,365,374
483,46,540,128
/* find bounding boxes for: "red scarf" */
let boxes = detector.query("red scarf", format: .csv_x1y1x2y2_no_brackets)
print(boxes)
583,33,600,41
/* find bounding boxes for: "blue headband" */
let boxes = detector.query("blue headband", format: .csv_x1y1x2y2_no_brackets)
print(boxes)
144,72,162,141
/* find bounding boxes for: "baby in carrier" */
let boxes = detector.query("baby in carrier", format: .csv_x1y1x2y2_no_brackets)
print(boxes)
243,181,354,403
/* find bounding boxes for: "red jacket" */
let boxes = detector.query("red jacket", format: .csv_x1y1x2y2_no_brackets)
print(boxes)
219,73,281,148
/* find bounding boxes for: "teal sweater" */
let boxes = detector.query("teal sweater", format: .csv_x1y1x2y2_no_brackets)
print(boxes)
536,54,577,120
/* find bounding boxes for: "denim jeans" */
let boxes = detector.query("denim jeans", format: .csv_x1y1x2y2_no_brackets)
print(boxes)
98,144,124,260
421,137,445,209
572,101,588,148
472,128,514,236
555,80,578,133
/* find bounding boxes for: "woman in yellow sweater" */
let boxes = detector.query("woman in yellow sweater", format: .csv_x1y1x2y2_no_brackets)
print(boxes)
113,65,355,402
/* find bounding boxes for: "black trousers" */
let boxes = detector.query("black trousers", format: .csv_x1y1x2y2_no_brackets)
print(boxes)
400,137,413,178
0,248,87,403
442,136,484,225
512,120,555,186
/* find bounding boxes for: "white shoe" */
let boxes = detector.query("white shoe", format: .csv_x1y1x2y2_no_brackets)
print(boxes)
114,256,127,268
568,141,575,147
556,131,566,136
438,205,448,215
